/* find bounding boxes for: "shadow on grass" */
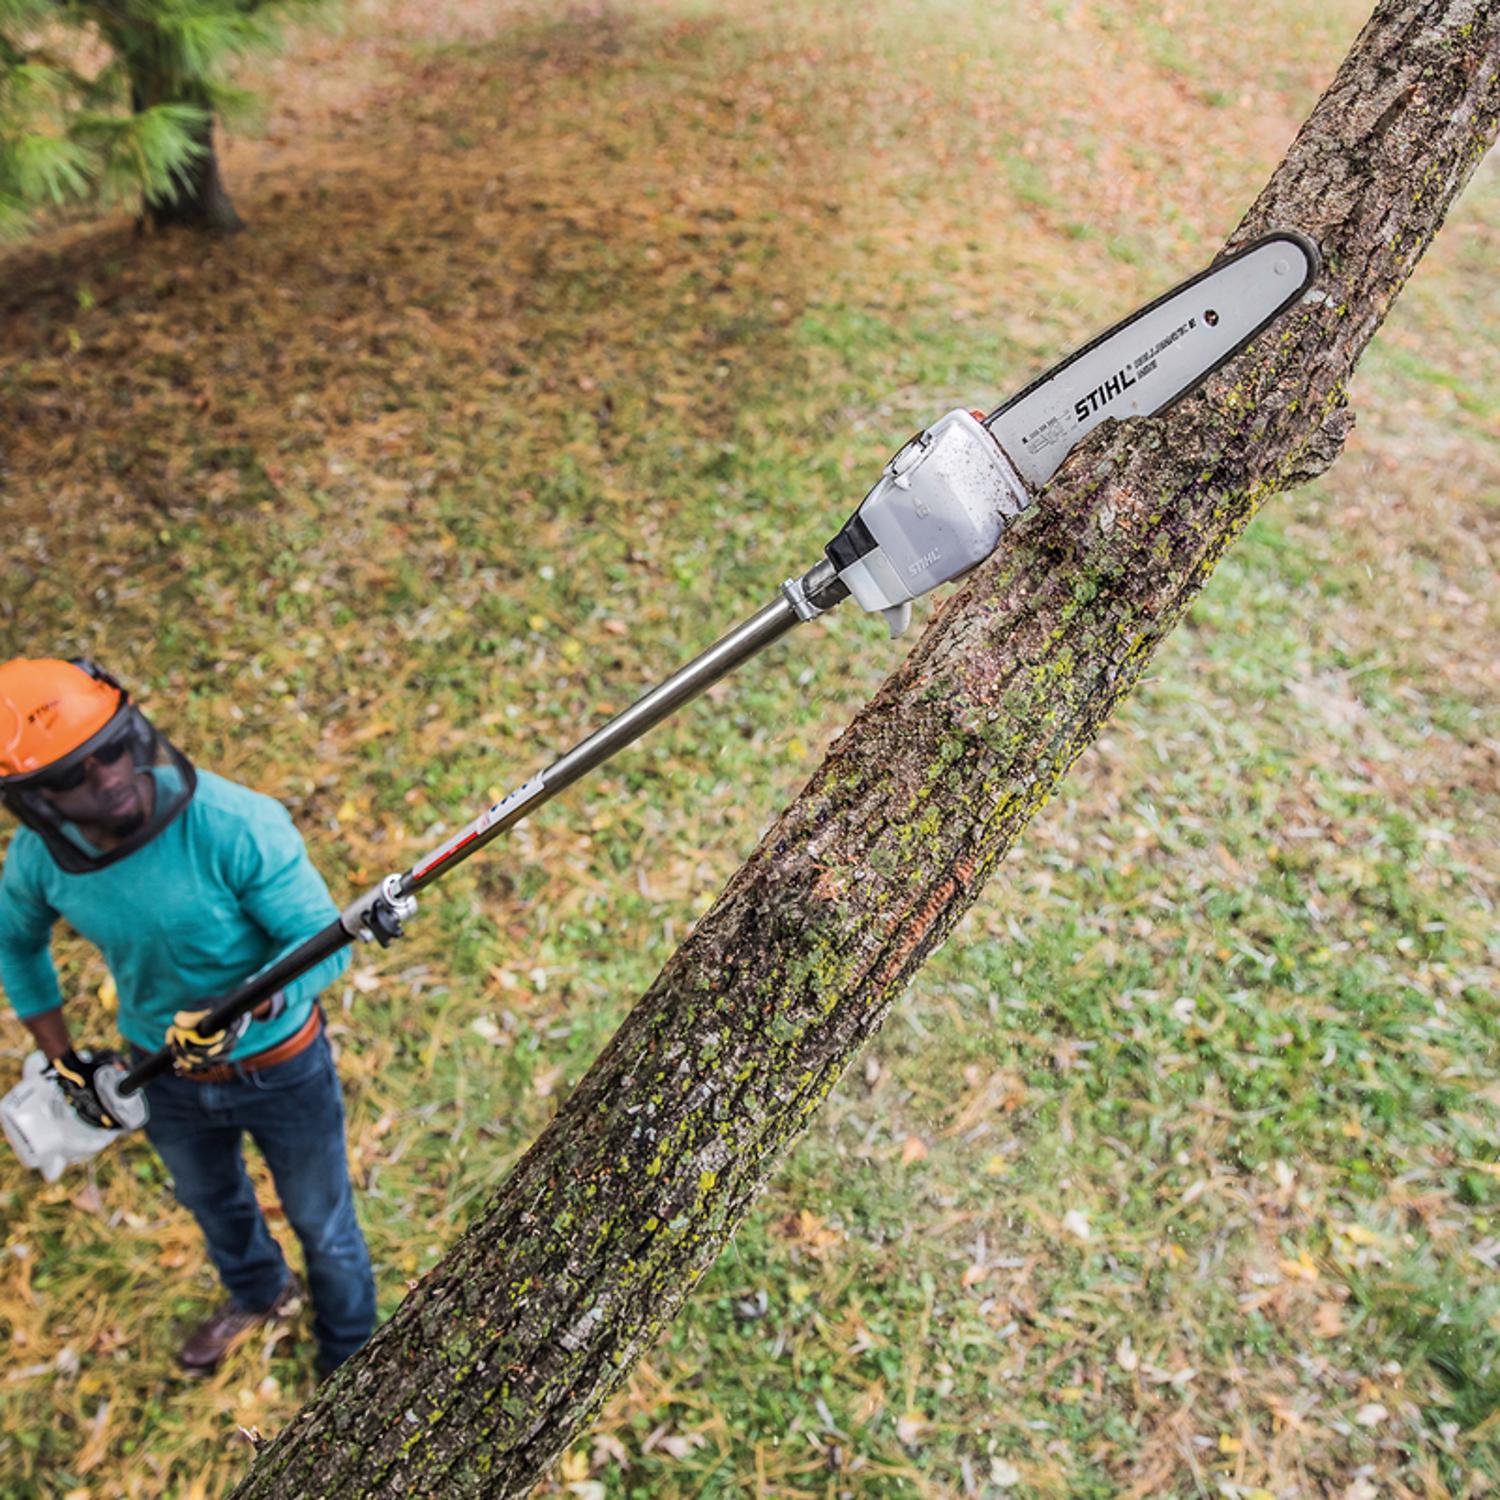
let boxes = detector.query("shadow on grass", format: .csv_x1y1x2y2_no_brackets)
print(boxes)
1348,1251,1500,1469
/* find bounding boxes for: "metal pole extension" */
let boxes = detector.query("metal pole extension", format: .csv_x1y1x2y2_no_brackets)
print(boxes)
400,589,808,898
119,563,843,1095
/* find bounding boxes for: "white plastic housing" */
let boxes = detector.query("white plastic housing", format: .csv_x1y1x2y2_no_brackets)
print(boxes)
1,1051,145,1182
834,409,1030,635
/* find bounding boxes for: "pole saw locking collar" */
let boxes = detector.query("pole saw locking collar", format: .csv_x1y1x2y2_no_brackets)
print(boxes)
341,872,419,947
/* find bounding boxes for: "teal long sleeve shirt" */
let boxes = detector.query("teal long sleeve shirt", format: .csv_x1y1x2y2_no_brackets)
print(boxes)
0,769,349,1057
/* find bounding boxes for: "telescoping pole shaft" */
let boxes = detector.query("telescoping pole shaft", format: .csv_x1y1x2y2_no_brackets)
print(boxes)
402,588,807,897
118,565,841,1096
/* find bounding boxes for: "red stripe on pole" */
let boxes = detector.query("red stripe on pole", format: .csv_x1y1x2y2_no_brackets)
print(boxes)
414,829,479,881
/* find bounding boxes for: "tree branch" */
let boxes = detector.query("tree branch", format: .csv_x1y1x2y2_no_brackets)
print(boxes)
232,1,1500,1494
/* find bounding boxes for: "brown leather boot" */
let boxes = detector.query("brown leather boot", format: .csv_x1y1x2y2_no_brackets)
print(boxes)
178,1274,304,1375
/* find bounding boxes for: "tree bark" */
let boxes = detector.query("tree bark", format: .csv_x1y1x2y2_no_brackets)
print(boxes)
232,1,1500,1495
145,113,244,233
131,83,245,235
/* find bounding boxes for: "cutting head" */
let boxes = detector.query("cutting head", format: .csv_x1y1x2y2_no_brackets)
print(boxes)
823,232,1321,635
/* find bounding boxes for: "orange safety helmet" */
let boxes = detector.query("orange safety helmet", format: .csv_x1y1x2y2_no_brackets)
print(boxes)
0,658,126,778
0,657,197,875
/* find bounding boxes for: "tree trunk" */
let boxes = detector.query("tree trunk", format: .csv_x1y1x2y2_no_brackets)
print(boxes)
232,1,1499,1495
133,84,245,235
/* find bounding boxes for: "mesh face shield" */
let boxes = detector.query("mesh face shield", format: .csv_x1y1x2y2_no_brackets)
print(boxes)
0,679,196,876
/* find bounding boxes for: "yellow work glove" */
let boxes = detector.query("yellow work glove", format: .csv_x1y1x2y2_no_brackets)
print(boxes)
46,1048,124,1129
165,1008,251,1071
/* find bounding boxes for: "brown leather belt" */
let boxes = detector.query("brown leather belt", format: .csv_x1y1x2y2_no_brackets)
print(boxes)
178,1006,322,1084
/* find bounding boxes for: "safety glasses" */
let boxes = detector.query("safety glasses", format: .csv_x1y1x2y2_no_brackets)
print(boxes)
35,736,133,793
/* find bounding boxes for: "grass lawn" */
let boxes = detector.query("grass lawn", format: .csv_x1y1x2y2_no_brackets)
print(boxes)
1,0,1496,1495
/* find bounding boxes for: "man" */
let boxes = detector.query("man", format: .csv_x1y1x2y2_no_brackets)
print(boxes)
0,657,375,1377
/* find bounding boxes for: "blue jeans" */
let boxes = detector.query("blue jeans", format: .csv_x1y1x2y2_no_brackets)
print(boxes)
137,1028,376,1370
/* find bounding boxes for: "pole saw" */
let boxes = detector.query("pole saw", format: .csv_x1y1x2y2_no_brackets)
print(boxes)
4,231,1321,1169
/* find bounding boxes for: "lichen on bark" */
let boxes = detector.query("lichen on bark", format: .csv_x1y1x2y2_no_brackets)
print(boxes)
231,2,1500,1495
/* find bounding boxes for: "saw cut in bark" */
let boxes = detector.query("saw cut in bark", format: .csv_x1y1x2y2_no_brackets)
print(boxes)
232,1,1500,1495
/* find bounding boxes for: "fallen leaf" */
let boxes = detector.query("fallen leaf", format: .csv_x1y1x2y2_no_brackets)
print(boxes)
1062,1209,1090,1242
990,1458,1021,1487
772,1210,841,1259
655,1431,706,1459
1313,1301,1344,1337
69,1183,104,1217
591,1432,628,1467
74,1400,112,1473
1279,1250,1320,1281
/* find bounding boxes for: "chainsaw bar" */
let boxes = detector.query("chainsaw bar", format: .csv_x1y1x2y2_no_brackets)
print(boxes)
985,231,1320,489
